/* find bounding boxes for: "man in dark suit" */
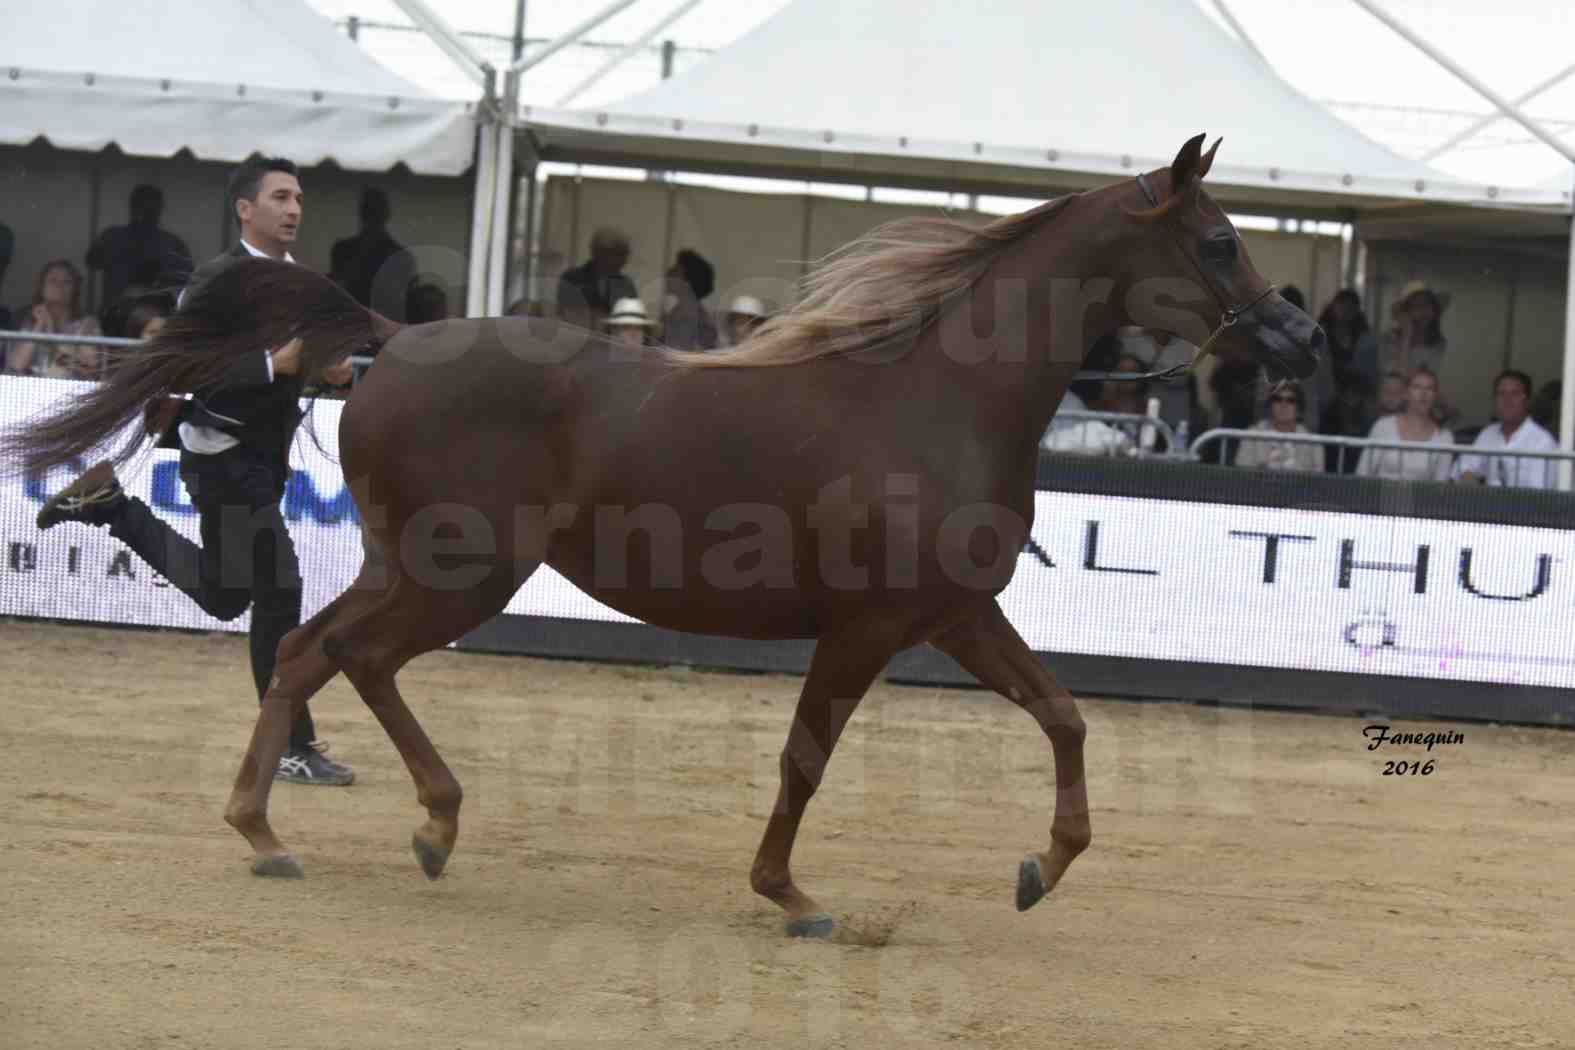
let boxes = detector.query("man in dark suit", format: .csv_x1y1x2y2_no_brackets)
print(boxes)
555,227,636,332
36,156,355,786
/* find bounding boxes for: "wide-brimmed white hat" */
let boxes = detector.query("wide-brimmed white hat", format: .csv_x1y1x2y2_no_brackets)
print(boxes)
606,297,656,328
726,295,767,319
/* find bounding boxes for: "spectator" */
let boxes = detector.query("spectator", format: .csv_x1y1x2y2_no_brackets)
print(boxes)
1531,379,1561,440
1356,367,1454,482
1319,366,1376,474
1377,370,1408,417
1317,288,1380,386
0,221,14,335
405,281,449,325
101,288,174,340
1455,370,1558,489
1235,381,1322,473
1046,332,1117,441
6,260,104,380
662,248,719,351
1381,281,1455,425
1207,351,1261,465
1096,353,1148,415
86,184,193,308
330,187,413,321
724,294,769,346
557,227,636,332
605,297,657,349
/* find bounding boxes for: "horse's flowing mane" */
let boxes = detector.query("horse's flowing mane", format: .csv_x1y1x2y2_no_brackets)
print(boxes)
661,196,1072,369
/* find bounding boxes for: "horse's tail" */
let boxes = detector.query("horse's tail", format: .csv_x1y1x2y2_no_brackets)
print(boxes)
0,257,402,479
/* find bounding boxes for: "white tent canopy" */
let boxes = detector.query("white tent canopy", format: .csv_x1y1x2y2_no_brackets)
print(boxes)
0,0,476,176
522,0,1568,219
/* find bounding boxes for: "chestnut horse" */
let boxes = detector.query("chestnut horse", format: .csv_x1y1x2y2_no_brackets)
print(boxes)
7,135,1320,937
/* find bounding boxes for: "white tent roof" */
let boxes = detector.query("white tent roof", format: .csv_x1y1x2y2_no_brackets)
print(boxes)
0,0,476,176
522,0,1569,219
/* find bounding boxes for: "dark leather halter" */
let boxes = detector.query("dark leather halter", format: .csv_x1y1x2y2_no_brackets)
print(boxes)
1071,173,1278,383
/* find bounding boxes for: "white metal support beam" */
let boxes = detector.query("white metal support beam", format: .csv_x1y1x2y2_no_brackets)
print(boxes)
557,0,706,107
1423,62,1575,162
1348,0,1575,164
512,0,642,76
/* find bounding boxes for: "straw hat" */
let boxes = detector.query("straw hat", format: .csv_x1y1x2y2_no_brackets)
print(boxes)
726,295,766,319
606,297,656,328
1392,280,1449,317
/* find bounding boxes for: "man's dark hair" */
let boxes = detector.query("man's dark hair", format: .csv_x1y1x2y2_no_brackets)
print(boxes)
1494,369,1533,400
226,157,299,226
359,186,391,228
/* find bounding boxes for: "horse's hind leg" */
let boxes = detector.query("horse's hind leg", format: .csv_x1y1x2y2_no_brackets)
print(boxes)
930,600,1090,912
224,584,367,877
323,560,536,880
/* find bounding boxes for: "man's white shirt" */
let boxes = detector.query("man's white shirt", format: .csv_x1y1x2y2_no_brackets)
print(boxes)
1453,418,1559,489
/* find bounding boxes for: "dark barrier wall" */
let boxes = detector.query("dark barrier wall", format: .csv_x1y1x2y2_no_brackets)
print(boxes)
3,377,1572,726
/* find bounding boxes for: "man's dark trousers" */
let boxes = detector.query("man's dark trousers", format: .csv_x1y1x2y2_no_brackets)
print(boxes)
108,446,312,750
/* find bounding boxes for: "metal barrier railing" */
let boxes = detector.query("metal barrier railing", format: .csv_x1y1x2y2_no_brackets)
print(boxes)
1042,410,1180,457
1190,426,1575,490
0,329,376,382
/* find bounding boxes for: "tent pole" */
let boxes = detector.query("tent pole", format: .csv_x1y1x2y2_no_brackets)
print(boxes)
1561,168,1575,487
466,119,497,318
1348,0,1575,163
487,82,516,315
556,0,706,106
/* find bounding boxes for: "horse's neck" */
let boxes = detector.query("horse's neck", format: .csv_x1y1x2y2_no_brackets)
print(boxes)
915,208,1107,452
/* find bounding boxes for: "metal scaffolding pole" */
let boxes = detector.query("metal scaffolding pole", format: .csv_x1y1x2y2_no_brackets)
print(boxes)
511,0,642,76
557,0,706,107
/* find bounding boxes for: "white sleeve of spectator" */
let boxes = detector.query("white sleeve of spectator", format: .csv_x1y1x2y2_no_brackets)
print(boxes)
264,350,274,383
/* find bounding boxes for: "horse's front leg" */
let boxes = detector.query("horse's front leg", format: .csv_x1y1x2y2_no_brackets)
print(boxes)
931,600,1090,911
752,621,901,938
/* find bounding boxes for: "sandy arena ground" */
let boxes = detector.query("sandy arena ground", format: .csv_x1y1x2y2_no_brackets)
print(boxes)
2,619,1573,1049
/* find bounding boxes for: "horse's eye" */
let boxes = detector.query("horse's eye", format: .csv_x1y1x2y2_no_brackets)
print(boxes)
1202,237,1237,263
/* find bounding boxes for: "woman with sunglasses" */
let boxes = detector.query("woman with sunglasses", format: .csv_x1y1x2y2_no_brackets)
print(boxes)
1235,382,1322,472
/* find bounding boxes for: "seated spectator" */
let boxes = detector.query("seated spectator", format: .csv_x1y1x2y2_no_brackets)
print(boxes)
1236,382,1322,473
405,281,449,325
724,295,769,346
1319,366,1376,474
101,288,175,340
1207,350,1261,465
557,227,636,332
606,297,657,349
6,259,104,380
0,221,13,337
1095,353,1149,415
1455,370,1558,489
662,249,719,351
1356,367,1454,482
1376,370,1408,417
86,184,193,307
1046,333,1118,441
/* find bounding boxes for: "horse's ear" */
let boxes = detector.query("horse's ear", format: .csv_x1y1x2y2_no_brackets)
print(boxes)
1199,137,1222,179
1168,133,1208,197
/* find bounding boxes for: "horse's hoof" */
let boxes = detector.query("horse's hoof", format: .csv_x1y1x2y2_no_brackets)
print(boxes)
412,833,450,881
251,853,304,879
1016,855,1047,912
784,913,835,939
